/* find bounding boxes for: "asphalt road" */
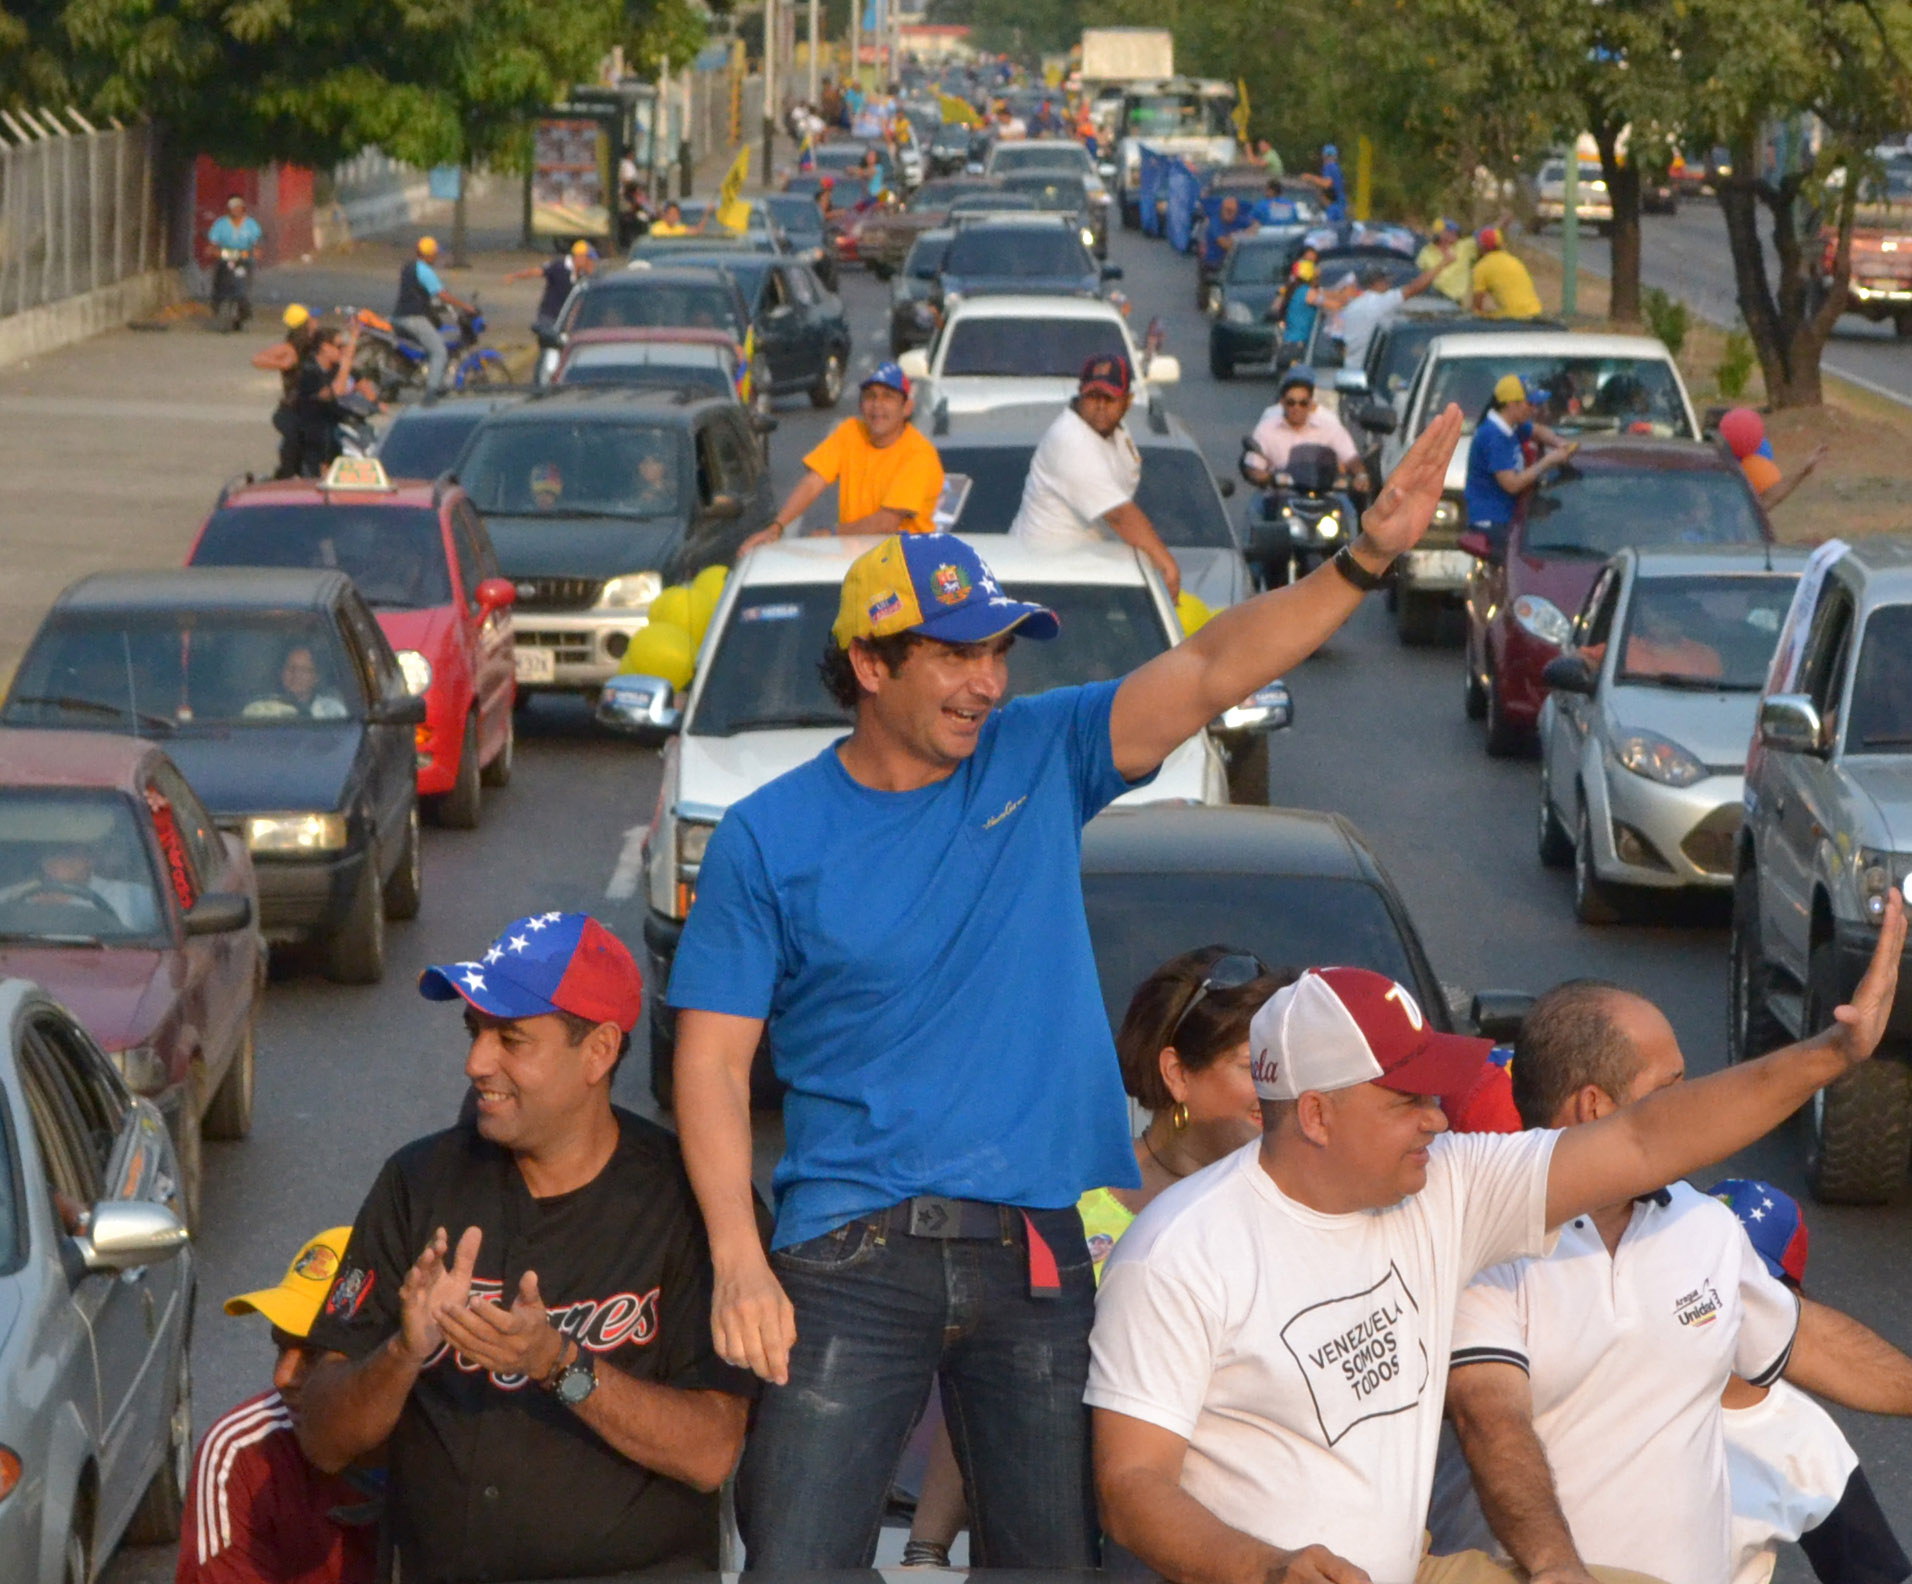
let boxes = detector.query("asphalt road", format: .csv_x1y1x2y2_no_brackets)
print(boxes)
80,207,1912,1581
1538,200,1912,405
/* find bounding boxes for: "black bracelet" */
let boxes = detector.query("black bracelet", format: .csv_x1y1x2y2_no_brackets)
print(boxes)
1331,545,1390,593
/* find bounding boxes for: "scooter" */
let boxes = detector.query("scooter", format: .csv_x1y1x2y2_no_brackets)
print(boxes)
210,248,254,332
1238,439,1360,590
349,300,508,400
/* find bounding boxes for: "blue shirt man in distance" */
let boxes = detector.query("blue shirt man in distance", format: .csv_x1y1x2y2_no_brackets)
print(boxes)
667,401,1471,1570
207,195,264,327
1464,373,1579,551
208,194,264,254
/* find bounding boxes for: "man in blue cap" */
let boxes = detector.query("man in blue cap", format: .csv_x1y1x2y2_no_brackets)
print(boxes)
670,390,1471,1567
1464,372,1578,556
296,912,761,1584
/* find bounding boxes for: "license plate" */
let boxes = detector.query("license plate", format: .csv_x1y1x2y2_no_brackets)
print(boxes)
1406,549,1478,584
514,646,556,684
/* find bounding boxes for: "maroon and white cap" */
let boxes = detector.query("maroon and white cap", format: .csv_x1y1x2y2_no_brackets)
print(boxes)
1249,967,1491,1102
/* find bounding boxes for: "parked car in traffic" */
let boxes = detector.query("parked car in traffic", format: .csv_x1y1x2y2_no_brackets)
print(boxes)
1535,546,1806,925
189,459,518,828
933,215,1117,309
552,327,745,402
998,173,1107,256
2,569,427,984
0,978,193,1583
1732,537,1912,1202
1533,155,1616,230
852,176,999,278
759,192,839,290
655,250,853,409
535,266,752,384
1205,225,1312,376
373,392,524,482
889,229,954,357
0,731,265,1227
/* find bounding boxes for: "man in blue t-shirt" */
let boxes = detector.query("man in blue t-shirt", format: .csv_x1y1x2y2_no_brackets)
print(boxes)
392,236,475,393
668,407,1466,1570
207,196,264,328
1464,373,1579,553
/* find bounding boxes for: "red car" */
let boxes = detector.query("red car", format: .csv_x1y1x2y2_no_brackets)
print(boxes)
1462,439,1771,755
188,459,518,827
0,730,264,1227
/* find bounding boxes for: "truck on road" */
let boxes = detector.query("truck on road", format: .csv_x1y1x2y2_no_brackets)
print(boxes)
1080,27,1174,85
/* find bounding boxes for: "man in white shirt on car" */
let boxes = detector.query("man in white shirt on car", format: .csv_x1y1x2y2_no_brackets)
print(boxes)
1086,894,1906,1584
1247,366,1369,496
1009,354,1181,597
1337,261,1439,371
1442,981,1912,1584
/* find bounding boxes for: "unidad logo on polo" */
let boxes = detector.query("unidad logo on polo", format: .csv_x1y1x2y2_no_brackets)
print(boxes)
1674,1283,1723,1328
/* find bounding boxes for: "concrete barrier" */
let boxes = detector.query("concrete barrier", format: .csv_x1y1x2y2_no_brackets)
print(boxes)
0,267,182,370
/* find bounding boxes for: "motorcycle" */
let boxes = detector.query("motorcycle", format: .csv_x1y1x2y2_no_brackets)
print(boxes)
210,248,254,332
1238,439,1360,590
348,300,508,401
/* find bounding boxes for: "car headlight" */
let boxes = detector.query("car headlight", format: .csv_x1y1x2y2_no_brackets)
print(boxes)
1432,497,1462,530
110,1044,167,1093
1856,848,1910,922
1614,730,1708,788
1082,227,1096,247
1512,594,1572,647
1316,512,1342,541
598,571,663,611
673,815,717,913
395,650,433,696
245,813,348,853
1224,300,1253,323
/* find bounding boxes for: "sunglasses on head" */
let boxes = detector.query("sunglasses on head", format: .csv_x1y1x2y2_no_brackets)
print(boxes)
1169,952,1270,1047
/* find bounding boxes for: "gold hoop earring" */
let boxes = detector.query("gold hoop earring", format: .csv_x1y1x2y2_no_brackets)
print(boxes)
1173,1102,1190,1133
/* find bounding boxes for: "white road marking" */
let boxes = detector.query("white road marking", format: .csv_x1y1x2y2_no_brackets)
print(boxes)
606,821,649,899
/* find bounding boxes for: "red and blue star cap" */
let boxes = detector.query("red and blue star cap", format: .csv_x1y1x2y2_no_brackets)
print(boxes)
832,532,1061,648
1708,1177,1808,1286
419,912,643,1033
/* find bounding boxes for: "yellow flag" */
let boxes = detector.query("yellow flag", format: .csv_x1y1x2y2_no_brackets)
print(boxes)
715,146,751,232
940,91,979,129
1232,78,1251,144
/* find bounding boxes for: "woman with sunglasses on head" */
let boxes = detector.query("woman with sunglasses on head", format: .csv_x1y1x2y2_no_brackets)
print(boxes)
903,947,1292,1568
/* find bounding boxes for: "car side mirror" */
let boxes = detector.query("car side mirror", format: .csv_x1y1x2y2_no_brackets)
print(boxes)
535,325,566,352
1457,529,1495,560
1334,369,1369,395
77,1200,189,1273
598,674,683,737
704,493,745,521
371,694,429,726
1101,262,1124,280
475,577,517,610
1470,990,1535,1043
184,891,252,937
1759,693,1825,754
897,348,931,379
1144,353,1181,385
1541,654,1597,696
1359,403,1398,435
1215,681,1293,734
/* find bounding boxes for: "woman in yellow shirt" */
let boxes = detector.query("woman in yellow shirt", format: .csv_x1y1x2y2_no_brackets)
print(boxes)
905,947,1291,1567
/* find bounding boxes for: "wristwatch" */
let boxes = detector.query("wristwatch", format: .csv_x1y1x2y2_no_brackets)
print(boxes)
1331,544,1390,593
553,1351,598,1409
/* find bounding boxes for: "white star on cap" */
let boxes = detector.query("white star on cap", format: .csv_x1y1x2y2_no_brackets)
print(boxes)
540,911,562,923
1749,1207,1766,1220
462,969,487,992
1761,1195,1774,1209
526,916,549,932
483,946,503,965
509,935,529,953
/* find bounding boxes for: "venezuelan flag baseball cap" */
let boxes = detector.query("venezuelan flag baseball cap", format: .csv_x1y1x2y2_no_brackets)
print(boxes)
419,911,644,1032
832,533,1061,650
861,360,912,397
1708,1177,1809,1286
1250,967,1490,1102
225,1226,353,1337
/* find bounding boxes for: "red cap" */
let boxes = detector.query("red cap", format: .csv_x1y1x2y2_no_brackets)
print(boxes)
1250,967,1492,1101
1079,353,1133,398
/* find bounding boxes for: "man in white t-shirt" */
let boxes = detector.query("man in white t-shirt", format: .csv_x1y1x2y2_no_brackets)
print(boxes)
1442,983,1912,1584
1009,354,1181,598
1087,892,1906,1584
1247,367,1369,495
1335,262,1439,371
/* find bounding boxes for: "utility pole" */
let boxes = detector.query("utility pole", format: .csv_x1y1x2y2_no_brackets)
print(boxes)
849,0,860,92
762,0,777,191
808,0,820,105
1562,149,1579,319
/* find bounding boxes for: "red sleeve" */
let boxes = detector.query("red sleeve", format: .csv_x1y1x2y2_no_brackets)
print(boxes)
177,1400,292,1584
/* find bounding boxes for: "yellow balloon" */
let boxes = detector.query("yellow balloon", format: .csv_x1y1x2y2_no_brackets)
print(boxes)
1176,590,1214,636
649,584,693,632
692,562,730,603
688,583,719,646
620,620,694,688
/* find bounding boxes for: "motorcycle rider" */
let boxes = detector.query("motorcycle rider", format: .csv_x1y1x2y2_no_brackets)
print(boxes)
253,304,321,479
392,236,475,394
207,195,263,329
1246,366,1369,496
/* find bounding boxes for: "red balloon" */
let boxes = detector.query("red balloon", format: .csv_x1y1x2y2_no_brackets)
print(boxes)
1719,406,1766,460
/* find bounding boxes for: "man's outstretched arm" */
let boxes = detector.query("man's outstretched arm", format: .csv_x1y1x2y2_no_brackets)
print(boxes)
1108,404,1465,779
1446,1364,1597,1584
1787,1297,1912,1414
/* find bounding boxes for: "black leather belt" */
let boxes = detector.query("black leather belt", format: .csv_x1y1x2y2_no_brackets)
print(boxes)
884,1195,1017,1240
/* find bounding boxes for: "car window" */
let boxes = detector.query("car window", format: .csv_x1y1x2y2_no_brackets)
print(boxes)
943,228,1093,280
940,443,1235,549
1615,574,1797,691
0,789,169,942
1521,468,1764,558
764,268,790,311
941,317,1129,378
1843,602,1912,753
448,508,486,612
703,418,756,500
455,502,503,582
461,422,687,519
149,762,221,893
377,411,491,481
788,266,819,307
21,1015,125,1207
906,236,952,280
568,283,744,342
194,505,454,611
1800,583,1855,722
1425,354,1693,437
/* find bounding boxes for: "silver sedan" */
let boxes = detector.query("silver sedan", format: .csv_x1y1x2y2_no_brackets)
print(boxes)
1537,546,1809,923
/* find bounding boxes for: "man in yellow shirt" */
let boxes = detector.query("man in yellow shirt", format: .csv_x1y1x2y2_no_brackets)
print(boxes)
647,200,705,238
1417,218,1479,306
1471,226,1545,319
742,362,946,549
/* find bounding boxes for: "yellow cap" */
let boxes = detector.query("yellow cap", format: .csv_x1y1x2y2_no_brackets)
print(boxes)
417,236,439,258
1295,259,1317,281
224,1227,353,1338
570,239,592,257
282,303,310,330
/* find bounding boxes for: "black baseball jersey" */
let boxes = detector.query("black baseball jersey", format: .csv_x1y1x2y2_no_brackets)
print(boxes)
307,1108,759,1583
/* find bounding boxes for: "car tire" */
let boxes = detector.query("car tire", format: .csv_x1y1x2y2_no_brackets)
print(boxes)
1536,763,1572,868
1728,867,1789,1063
1483,661,1527,757
126,1341,191,1545
1805,946,1911,1203
384,802,424,920
1209,348,1234,381
480,710,514,788
1463,646,1487,721
324,859,387,985
1573,804,1625,925
171,1086,204,1234
1226,738,1269,806
810,350,846,408
1396,589,1440,646
435,717,483,830
203,1018,255,1141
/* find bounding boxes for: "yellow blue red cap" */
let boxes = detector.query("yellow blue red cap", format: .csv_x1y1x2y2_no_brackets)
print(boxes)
832,534,1060,650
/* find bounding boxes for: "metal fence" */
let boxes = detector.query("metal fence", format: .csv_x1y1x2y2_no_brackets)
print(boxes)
0,110,164,320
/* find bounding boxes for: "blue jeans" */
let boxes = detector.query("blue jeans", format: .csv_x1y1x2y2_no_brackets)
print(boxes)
735,1203,1099,1570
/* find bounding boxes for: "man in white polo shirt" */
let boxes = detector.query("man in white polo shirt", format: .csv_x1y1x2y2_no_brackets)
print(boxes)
1009,354,1182,598
1087,894,1905,1584
1442,980,1912,1584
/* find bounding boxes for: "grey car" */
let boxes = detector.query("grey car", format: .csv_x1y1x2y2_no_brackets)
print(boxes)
0,978,192,1583
1732,536,1912,1202
1535,547,1806,924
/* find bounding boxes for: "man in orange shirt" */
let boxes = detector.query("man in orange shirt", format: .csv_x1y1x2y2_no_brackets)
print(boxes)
742,362,946,548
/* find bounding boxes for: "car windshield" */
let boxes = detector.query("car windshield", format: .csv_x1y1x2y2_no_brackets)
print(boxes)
1368,320,1464,396
568,283,743,341
193,505,453,610
459,423,685,518
939,444,1235,548
0,790,163,945
1225,240,1301,286
557,345,732,396
1125,93,1234,137
943,227,1092,278
762,196,823,240
813,145,873,172
941,317,1128,376
690,579,1169,737
376,411,495,480
1846,604,1912,753
992,146,1089,176
1426,355,1694,437
912,179,985,210
950,192,1039,216
904,236,952,279
7,610,361,731
1081,871,1421,1031
1000,176,1090,211
1614,574,1797,690
1522,468,1764,557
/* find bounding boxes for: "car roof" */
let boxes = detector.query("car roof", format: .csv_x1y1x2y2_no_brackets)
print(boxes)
478,386,729,427
942,293,1125,322
932,401,1200,451
737,533,1148,589
1834,536,1912,588
394,392,524,421
565,326,738,349
53,567,351,612
216,476,442,510
950,213,1077,230
603,266,745,288
1625,545,1812,575
0,728,164,791
1425,331,1677,359
994,138,1084,152
1081,804,1386,883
